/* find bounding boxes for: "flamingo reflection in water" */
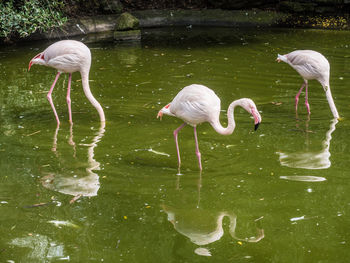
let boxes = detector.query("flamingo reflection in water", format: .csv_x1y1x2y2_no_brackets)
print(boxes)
277,118,338,170
41,122,105,198
163,205,264,246
163,171,264,256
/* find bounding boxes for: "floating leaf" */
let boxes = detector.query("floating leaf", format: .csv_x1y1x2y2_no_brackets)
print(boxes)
70,194,82,204
290,216,305,222
271,101,282,106
48,220,79,228
23,202,50,208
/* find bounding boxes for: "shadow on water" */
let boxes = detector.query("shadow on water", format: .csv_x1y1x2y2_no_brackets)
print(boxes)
141,27,256,48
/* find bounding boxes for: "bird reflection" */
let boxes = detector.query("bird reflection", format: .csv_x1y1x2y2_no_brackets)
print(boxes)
52,124,76,155
277,118,338,169
9,234,68,261
163,206,264,246
176,171,202,208
41,122,105,197
164,172,264,249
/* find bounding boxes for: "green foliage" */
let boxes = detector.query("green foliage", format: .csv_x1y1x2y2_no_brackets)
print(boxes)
0,0,67,39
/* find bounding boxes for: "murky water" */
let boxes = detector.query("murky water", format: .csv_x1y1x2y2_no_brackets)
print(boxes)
1,27,350,262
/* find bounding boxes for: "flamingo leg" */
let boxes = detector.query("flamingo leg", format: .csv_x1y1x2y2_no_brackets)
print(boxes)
47,72,61,125
193,126,202,171
173,123,186,169
295,81,306,112
305,81,311,114
67,73,73,123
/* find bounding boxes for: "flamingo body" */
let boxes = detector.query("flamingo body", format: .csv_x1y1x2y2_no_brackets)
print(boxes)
277,50,339,119
29,40,90,73
158,84,261,171
165,84,221,126
29,40,105,125
277,50,329,82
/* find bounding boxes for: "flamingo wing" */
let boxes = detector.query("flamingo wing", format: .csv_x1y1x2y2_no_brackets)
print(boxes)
174,100,211,124
46,54,82,73
287,50,328,79
170,84,221,125
293,63,320,79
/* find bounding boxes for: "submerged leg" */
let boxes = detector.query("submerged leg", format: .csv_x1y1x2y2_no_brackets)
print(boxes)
69,121,76,158
67,73,73,123
193,126,202,171
173,123,186,170
52,124,59,153
305,81,310,114
47,72,61,125
295,81,306,112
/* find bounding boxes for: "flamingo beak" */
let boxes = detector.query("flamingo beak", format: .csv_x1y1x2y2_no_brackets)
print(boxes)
157,111,163,120
28,53,43,71
276,54,283,63
28,60,33,71
254,122,260,131
251,108,261,131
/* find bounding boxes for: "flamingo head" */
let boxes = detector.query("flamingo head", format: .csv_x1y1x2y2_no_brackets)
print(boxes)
276,54,281,63
28,53,44,71
239,99,262,131
276,54,287,63
157,103,171,120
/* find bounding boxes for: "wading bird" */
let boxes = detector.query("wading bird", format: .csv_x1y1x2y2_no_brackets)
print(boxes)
277,50,339,119
157,84,261,171
29,40,105,125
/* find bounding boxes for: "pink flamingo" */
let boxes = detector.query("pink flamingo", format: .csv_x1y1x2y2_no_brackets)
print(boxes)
157,84,262,170
28,40,105,125
277,50,339,119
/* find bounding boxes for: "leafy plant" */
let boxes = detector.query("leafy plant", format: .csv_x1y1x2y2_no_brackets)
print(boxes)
0,0,67,40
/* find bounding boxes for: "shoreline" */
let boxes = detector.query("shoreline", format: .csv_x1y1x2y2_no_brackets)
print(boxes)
3,9,349,44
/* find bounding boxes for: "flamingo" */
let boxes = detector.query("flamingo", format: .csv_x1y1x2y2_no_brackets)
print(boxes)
157,84,262,171
276,50,339,119
28,40,105,125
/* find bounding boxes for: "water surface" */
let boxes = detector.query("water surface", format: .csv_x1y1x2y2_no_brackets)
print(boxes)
1,27,350,262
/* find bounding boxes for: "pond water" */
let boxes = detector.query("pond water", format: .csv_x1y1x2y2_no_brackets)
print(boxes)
0,27,350,262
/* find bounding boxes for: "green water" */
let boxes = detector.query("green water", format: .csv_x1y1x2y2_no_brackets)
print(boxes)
1,27,350,262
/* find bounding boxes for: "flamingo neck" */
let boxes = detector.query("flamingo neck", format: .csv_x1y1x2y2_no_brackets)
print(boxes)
210,100,241,135
81,71,106,122
324,85,339,119
322,118,338,150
